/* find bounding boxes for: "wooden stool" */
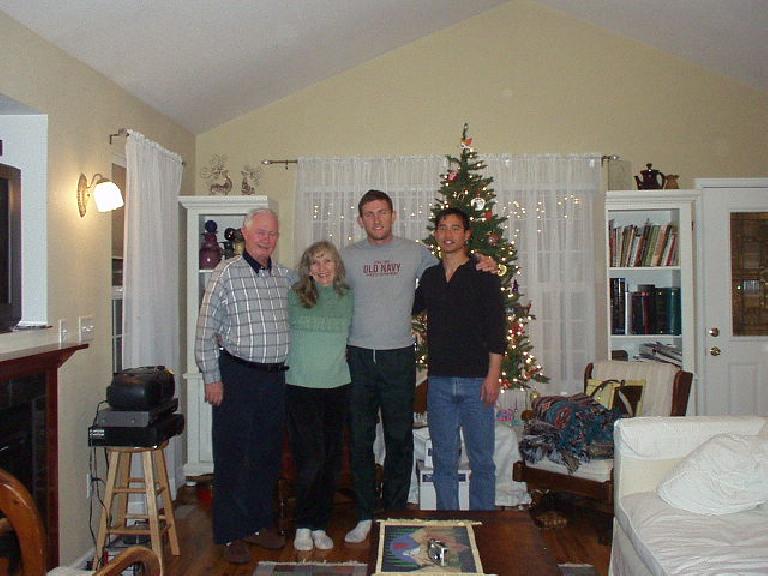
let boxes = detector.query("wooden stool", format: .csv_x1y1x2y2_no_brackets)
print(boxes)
94,442,179,574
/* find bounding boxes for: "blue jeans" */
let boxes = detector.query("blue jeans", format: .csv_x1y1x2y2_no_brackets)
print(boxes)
428,376,495,511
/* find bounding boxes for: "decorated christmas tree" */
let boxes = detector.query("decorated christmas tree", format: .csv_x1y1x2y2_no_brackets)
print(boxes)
414,123,547,388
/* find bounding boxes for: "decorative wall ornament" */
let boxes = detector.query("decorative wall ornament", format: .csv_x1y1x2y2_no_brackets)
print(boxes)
200,154,232,195
240,164,262,195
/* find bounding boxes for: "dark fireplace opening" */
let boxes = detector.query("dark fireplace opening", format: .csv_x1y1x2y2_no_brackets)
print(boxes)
0,373,47,568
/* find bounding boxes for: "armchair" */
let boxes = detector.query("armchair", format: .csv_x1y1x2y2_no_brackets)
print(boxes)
0,467,160,576
512,360,692,517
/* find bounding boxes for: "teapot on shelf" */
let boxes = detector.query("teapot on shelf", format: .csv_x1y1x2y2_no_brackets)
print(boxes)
635,163,666,190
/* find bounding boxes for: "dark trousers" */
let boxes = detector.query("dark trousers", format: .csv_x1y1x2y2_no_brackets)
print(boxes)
347,345,415,520
286,384,349,530
211,353,285,544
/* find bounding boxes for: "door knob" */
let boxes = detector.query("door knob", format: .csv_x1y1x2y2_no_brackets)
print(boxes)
709,346,721,356
709,327,719,337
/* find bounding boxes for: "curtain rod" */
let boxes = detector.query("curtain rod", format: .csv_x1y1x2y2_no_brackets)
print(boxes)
109,127,186,166
261,159,297,169
260,156,620,166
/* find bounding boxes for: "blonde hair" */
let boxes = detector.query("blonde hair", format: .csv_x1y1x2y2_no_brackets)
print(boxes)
293,240,348,308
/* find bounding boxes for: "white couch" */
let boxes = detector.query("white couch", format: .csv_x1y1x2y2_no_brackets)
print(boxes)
610,416,768,576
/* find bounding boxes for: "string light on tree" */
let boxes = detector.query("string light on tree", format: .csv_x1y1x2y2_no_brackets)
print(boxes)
412,123,547,390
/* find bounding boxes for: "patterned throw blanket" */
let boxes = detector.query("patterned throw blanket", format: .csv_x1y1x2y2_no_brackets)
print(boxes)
520,393,622,473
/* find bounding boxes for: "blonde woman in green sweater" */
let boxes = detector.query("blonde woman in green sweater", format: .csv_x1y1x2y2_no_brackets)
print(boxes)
286,240,353,551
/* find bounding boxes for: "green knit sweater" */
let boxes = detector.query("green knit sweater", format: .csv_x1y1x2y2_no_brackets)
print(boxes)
286,284,353,388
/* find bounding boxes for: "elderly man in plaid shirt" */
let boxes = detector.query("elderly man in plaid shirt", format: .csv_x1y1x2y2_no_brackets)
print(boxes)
195,207,291,563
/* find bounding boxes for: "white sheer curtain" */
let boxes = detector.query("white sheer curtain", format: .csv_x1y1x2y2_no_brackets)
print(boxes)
295,154,602,393
294,156,449,252
485,155,603,393
123,130,184,493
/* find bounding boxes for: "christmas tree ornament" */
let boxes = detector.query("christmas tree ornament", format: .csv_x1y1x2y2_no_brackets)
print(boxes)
498,264,507,277
470,196,486,211
488,232,500,246
447,170,458,182
485,210,494,220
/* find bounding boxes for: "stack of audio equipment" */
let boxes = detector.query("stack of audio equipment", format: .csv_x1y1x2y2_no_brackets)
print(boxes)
88,366,184,447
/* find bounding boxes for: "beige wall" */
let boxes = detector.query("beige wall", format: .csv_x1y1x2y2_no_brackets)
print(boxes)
197,0,768,267
0,11,195,563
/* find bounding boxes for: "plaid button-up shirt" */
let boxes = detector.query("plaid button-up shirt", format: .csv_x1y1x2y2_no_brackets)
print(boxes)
194,254,292,384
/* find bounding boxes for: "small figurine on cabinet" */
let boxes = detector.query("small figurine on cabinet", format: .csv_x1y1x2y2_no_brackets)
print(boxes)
199,219,222,269
240,164,261,195
200,154,232,195
224,228,245,257
635,163,665,190
663,174,680,189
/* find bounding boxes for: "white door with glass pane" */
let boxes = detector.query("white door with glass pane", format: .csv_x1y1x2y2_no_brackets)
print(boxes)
696,178,768,416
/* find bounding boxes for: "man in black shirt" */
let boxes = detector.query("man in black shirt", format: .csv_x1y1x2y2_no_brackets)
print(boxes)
412,207,506,510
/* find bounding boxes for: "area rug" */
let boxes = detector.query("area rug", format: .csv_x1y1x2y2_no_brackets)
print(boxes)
559,564,598,576
373,518,484,575
253,562,367,575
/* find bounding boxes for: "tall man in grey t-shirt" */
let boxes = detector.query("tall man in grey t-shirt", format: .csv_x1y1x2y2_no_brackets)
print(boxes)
341,190,437,543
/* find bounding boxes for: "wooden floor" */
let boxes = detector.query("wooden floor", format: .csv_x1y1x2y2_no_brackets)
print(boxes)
154,485,611,575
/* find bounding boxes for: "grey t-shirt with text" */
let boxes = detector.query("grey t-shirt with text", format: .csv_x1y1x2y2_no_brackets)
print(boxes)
342,236,437,349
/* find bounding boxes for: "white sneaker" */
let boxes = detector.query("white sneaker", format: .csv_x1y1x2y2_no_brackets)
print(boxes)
293,528,313,551
344,519,372,543
312,529,334,550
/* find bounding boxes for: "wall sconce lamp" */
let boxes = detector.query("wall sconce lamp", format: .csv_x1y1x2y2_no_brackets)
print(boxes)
77,173,124,217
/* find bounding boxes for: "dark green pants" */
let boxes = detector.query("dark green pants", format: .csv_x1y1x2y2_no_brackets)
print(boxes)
347,345,415,521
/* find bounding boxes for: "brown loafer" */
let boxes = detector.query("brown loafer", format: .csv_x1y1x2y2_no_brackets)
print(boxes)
244,527,286,549
223,539,251,564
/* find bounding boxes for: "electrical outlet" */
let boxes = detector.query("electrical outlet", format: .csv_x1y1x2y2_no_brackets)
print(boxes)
85,472,91,499
58,319,69,343
78,314,95,343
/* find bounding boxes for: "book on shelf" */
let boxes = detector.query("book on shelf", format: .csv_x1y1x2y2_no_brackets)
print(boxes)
628,284,681,335
607,220,679,268
610,277,627,334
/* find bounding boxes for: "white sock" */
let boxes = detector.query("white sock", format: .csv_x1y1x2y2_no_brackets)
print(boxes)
312,529,334,550
344,519,372,543
294,528,313,550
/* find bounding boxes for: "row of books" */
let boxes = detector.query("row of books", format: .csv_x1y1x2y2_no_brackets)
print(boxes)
638,341,683,367
610,279,681,335
608,220,679,267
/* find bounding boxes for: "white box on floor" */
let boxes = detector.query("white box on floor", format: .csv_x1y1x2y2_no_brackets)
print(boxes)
416,460,470,511
414,428,465,469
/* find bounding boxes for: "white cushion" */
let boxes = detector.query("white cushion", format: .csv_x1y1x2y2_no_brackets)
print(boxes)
616,491,768,575
657,433,768,514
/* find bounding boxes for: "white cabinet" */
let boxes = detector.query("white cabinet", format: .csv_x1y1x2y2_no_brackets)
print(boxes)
178,195,277,476
605,191,698,377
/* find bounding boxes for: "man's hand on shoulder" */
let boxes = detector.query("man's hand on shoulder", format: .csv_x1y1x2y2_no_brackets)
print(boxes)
475,253,498,274
205,381,224,406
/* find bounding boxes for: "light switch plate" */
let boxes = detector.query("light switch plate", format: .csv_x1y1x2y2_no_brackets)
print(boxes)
78,315,95,343
58,319,69,343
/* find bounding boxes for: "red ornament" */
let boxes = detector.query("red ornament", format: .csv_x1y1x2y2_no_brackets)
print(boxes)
446,170,458,182
485,211,493,220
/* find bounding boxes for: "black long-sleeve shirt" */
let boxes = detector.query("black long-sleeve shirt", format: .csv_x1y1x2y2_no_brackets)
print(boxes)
413,259,506,378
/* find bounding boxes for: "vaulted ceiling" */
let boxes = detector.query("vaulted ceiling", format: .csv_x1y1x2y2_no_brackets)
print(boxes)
0,0,765,134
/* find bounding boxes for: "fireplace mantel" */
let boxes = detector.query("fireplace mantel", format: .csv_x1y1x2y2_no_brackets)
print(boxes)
0,342,87,568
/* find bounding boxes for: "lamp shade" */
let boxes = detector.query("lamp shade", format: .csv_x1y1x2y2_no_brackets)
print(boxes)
93,181,124,212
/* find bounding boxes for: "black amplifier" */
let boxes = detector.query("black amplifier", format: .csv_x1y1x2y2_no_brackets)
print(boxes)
96,398,178,428
107,366,175,410
88,413,184,448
